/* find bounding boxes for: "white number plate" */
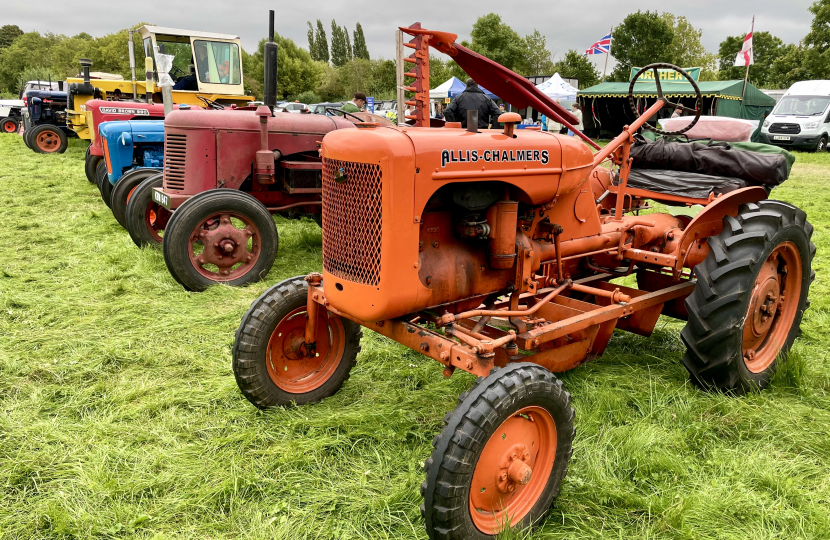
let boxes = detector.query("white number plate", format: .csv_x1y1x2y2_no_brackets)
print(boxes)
152,188,171,209
773,136,791,141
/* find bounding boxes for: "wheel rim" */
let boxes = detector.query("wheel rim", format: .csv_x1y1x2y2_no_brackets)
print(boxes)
144,202,171,243
469,405,557,534
187,212,262,281
742,241,802,373
3,121,15,133
265,306,346,393
36,130,60,152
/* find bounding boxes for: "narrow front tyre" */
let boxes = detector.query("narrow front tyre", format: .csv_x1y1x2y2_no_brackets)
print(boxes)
422,363,575,539
125,174,172,248
84,146,101,184
110,169,161,228
1,117,19,134
233,276,362,408
30,124,68,154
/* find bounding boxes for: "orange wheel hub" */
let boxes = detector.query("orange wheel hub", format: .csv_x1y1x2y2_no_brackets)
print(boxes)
469,405,557,534
3,122,15,133
35,130,60,152
266,306,346,393
742,242,802,373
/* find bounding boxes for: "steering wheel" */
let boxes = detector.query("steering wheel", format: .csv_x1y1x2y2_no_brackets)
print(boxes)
169,65,187,80
628,63,701,136
325,107,366,123
197,95,225,110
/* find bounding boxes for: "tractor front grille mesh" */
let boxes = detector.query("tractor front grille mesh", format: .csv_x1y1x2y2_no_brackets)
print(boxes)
322,158,382,286
163,133,187,191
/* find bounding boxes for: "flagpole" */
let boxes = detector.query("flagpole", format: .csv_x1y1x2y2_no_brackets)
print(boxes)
741,16,754,101
602,27,612,82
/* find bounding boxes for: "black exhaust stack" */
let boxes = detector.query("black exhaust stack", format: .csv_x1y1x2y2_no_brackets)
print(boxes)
80,58,92,84
263,10,278,112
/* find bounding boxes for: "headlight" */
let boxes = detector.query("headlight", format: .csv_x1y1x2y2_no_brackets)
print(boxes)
804,121,819,129
763,120,770,128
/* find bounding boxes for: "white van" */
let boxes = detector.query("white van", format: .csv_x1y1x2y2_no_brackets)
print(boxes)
760,80,830,151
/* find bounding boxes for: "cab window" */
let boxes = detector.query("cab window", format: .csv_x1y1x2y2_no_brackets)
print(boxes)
193,40,241,85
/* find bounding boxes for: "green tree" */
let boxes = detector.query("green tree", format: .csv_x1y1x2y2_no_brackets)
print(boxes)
330,21,347,67
315,20,329,64
771,43,809,88
307,22,317,61
245,35,323,100
717,31,784,87
353,23,369,60
524,30,554,75
609,11,674,81
343,26,353,62
0,32,62,92
553,50,600,88
464,14,527,74
0,24,23,49
803,0,830,78
315,63,343,101
660,14,717,80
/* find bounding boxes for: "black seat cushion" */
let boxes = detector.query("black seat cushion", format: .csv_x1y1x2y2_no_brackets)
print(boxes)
622,169,748,200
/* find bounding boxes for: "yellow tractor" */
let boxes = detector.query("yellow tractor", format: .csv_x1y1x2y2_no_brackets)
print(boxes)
65,25,254,143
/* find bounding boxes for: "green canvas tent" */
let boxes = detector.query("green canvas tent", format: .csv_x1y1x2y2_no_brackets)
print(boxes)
577,80,775,138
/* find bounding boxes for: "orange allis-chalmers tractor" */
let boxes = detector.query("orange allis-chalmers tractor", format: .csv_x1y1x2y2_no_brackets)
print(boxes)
232,26,815,539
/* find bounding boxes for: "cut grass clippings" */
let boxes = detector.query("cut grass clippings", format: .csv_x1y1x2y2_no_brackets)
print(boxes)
0,133,828,539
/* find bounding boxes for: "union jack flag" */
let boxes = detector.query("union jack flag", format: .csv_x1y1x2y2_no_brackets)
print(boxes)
585,33,612,55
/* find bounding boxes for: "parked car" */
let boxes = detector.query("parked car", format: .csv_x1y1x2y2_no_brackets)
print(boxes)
308,102,345,114
280,102,308,113
0,80,63,134
760,80,830,151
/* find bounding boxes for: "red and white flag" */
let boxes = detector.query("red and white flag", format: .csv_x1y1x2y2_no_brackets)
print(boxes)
734,18,754,67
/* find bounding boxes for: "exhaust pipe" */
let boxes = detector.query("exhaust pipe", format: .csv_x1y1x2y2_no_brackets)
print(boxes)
79,58,92,84
263,10,278,112
128,30,137,99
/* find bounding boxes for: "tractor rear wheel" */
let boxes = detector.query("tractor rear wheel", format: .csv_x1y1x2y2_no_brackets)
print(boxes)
111,169,161,229
422,363,575,540
162,190,278,291
96,160,114,206
682,200,815,393
84,147,100,184
30,124,68,154
233,276,362,408
1,117,19,134
125,174,172,248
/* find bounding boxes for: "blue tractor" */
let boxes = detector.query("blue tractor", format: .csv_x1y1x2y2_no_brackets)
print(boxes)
22,90,76,153
98,119,165,228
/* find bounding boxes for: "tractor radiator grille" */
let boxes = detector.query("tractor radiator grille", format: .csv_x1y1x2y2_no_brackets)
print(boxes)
163,133,187,191
322,158,382,286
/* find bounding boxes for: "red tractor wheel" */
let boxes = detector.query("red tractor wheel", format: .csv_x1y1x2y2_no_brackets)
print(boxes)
233,276,362,408
162,190,278,291
110,169,161,229
682,200,815,393
422,364,575,539
1,117,19,134
30,124,68,154
125,174,172,248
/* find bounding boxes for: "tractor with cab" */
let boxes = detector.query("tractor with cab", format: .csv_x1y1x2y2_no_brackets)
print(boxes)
231,26,815,540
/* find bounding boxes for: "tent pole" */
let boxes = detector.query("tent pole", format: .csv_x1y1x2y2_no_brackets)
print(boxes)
601,26,612,82
740,16,754,115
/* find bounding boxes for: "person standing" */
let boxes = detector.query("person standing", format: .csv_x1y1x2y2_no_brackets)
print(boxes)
341,92,366,113
567,103,584,136
491,103,506,129
443,79,501,129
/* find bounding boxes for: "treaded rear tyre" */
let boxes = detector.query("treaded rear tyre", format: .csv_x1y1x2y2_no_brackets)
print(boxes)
232,276,362,408
110,169,161,229
421,363,575,540
125,174,171,248
96,160,112,205
681,200,815,393
1,117,19,134
30,124,68,153
84,146,101,184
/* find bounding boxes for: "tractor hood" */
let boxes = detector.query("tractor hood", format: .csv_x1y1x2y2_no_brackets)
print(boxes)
164,108,355,135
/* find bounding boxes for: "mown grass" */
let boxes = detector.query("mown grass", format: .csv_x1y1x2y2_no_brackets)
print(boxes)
0,133,828,540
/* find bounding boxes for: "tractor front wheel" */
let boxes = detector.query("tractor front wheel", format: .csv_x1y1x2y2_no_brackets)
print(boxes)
162,190,278,291
682,200,815,393
84,147,101,184
95,160,113,205
422,363,575,540
1,117,19,134
233,276,362,408
30,124,68,154
125,174,172,248
111,170,162,229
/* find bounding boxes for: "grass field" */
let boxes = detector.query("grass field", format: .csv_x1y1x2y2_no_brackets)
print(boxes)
0,133,828,540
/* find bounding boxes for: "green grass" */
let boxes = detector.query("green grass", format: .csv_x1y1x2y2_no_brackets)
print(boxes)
0,134,828,540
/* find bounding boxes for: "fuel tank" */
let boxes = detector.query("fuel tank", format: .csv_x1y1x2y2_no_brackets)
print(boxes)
319,124,594,322
161,109,354,195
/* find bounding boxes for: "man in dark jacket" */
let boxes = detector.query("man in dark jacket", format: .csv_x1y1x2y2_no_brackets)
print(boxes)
444,79,502,129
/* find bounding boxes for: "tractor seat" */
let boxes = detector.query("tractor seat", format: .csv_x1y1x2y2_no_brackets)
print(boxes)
615,169,749,204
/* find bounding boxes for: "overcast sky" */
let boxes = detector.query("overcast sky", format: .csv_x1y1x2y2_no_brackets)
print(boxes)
2,0,816,74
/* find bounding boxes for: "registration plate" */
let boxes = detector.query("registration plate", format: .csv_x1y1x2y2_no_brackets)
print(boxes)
152,188,171,209
773,136,791,141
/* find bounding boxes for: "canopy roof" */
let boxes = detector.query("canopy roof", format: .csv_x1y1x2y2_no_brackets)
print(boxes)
579,79,775,107
430,77,465,99
535,73,578,100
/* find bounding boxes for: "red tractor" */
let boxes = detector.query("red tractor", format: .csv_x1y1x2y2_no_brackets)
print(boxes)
231,27,815,539
122,14,378,291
